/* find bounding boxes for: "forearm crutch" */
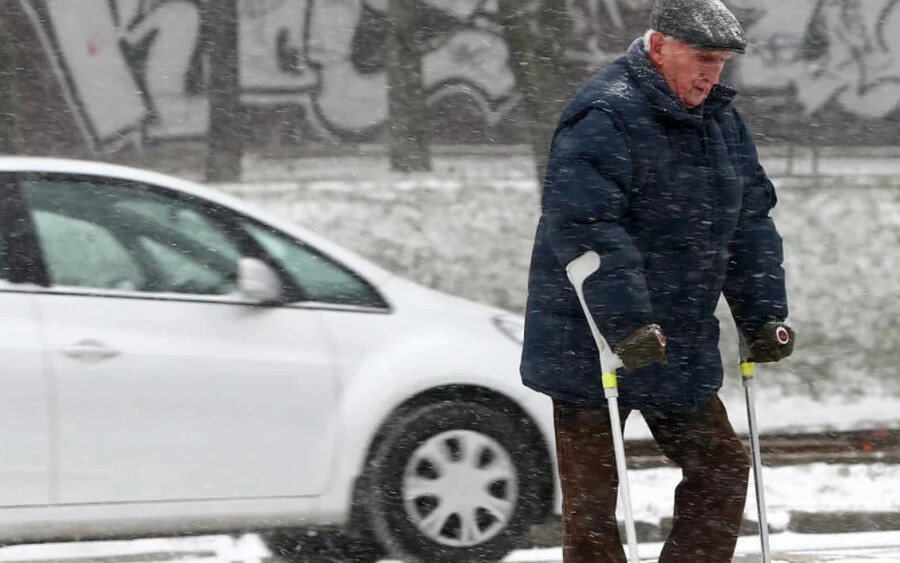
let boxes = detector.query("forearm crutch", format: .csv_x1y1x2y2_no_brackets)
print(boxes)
566,251,640,563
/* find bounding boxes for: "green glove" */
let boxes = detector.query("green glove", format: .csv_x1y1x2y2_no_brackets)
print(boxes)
749,321,795,363
615,324,667,373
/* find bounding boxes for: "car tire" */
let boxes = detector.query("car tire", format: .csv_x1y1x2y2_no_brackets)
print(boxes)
367,401,546,563
264,529,383,563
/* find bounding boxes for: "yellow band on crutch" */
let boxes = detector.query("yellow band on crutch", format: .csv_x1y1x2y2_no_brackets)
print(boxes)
740,361,756,378
602,372,618,389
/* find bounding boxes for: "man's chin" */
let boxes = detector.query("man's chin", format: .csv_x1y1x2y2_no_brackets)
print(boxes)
683,92,710,108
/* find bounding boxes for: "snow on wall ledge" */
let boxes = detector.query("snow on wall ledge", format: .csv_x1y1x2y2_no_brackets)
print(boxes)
216,155,900,399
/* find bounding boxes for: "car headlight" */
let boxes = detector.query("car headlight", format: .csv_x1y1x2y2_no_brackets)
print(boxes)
492,314,525,345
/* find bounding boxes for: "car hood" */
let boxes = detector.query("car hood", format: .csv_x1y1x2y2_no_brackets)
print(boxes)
378,273,517,322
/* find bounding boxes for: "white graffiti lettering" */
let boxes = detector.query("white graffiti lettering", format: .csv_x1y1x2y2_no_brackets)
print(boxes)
22,0,519,149
735,0,900,118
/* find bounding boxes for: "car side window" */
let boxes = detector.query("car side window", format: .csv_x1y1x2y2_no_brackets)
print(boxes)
31,210,146,290
122,202,242,295
21,177,244,297
241,222,386,308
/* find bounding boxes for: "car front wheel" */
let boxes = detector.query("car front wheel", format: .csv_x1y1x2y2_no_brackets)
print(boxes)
367,401,547,563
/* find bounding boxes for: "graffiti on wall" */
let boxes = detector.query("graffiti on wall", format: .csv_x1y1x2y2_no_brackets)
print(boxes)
561,0,900,122
16,0,900,152
20,0,521,150
734,0,900,119
564,0,650,69
241,0,519,138
19,0,206,150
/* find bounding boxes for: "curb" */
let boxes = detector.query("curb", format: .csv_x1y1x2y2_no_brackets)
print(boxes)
787,511,900,534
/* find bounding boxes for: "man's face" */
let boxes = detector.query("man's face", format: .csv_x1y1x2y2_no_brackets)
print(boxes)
649,33,731,108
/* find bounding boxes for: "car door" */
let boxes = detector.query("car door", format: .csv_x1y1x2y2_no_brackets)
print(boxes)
17,173,339,504
0,176,50,507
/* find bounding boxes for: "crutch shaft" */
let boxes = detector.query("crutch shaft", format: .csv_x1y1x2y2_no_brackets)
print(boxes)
742,361,771,563
604,380,640,563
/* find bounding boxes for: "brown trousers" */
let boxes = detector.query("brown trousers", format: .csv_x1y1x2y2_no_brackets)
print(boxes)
553,396,750,563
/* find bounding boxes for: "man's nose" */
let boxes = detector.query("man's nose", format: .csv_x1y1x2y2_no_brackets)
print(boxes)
702,65,724,85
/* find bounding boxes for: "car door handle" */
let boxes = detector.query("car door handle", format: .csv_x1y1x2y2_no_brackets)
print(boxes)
61,340,121,362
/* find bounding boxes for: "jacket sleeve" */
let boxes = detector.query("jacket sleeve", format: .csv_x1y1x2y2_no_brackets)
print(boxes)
722,111,789,340
541,107,653,348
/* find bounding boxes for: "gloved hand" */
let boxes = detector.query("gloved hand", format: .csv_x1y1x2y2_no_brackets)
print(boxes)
615,323,667,373
748,321,795,362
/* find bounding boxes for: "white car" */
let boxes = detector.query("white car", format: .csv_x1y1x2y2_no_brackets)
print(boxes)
0,157,558,563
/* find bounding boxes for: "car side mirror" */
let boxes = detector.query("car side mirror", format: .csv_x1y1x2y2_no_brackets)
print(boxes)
237,257,283,304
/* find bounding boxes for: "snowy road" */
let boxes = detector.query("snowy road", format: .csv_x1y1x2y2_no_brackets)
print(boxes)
3,532,900,563
3,462,897,563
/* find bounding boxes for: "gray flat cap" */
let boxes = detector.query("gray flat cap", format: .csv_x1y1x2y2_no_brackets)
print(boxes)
649,0,747,53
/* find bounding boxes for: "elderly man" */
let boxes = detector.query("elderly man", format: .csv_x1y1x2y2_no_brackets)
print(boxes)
520,0,795,561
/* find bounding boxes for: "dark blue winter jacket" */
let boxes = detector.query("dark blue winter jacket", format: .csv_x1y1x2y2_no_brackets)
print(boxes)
520,39,788,413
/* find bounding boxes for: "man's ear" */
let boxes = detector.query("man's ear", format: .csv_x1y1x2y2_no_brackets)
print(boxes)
648,31,666,64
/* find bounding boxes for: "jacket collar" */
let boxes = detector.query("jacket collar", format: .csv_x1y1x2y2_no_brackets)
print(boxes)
624,38,736,126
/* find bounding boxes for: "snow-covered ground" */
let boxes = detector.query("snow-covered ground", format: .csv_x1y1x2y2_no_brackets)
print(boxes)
0,534,269,563
3,461,898,562
624,385,900,440
630,462,900,529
